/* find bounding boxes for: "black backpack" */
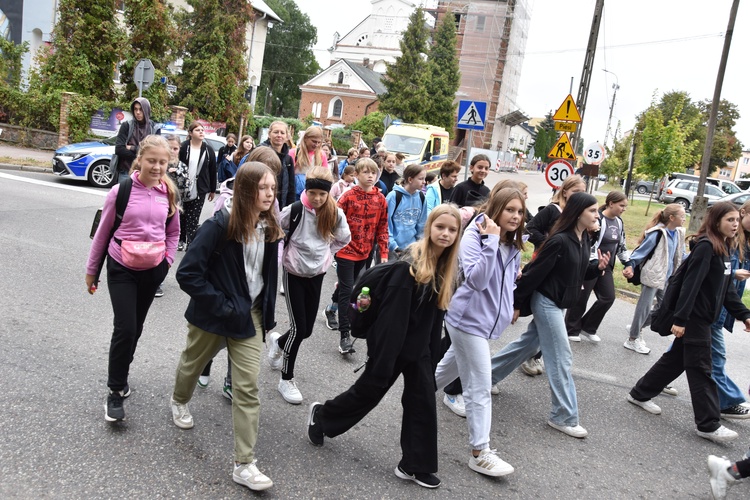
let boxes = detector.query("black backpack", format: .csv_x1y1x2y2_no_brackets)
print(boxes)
650,253,691,336
347,260,404,339
90,177,133,283
284,201,304,245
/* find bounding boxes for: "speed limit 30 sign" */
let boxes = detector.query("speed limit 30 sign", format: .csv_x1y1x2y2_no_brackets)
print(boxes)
545,160,574,189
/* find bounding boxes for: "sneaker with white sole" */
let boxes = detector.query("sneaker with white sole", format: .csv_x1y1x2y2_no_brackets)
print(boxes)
267,331,282,371
468,448,514,477
233,460,273,491
491,383,500,395
324,308,339,330
697,425,738,443
581,331,601,342
520,358,540,376
394,465,441,489
547,420,588,438
307,402,325,446
443,393,466,417
568,335,581,342
707,455,737,500
624,337,651,354
278,378,303,404
104,391,126,422
197,375,210,388
720,404,750,419
170,398,194,429
627,394,662,415
661,385,678,396
223,379,233,401
533,358,545,374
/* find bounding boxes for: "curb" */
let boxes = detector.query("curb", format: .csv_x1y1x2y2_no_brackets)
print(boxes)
0,163,53,174
616,288,640,300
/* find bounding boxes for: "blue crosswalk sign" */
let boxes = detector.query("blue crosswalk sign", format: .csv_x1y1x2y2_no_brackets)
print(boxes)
457,100,487,131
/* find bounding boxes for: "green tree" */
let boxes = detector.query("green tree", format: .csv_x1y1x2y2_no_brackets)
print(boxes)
531,112,556,163
350,111,387,147
34,0,125,99
425,12,460,131
600,131,630,185
379,7,430,123
0,39,27,89
696,99,743,173
258,0,320,116
121,0,182,121
176,0,252,125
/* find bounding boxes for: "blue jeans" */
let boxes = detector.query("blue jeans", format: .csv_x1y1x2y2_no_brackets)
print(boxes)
711,310,746,409
490,292,579,426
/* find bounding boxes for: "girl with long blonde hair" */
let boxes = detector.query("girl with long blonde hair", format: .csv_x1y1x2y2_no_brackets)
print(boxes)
290,126,329,200
267,166,352,404
307,204,461,490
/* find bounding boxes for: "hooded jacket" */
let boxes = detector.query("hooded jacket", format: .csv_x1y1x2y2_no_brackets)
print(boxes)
114,98,157,173
176,205,279,339
178,139,217,198
386,185,428,252
260,139,295,208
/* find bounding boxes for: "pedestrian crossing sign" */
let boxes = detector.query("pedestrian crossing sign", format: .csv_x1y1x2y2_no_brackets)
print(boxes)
457,100,487,131
547,132,577,160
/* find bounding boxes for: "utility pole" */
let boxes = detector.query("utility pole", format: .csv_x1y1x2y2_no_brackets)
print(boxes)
602,69,619,148
570,0,604,152
689,0,740,232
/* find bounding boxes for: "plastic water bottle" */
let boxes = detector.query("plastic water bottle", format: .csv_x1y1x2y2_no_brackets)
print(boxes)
356,287,371,313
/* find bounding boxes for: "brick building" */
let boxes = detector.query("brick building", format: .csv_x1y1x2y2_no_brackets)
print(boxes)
298,59,385,127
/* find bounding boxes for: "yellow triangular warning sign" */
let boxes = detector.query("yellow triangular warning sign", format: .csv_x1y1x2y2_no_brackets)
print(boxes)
552,94,582,122
547,133,577,160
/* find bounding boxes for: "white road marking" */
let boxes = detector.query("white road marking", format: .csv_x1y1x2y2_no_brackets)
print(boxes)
0,172,108,197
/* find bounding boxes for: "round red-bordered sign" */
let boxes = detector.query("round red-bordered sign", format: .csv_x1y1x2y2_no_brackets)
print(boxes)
545,159,574,189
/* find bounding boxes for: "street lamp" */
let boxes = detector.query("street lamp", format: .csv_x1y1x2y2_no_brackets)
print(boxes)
602,69,620,149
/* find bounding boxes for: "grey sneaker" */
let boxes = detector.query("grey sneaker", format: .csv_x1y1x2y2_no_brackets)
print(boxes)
520,358,540,376
170,398,194,429
339,333,355,354
324,308,339,330
105,391,125,422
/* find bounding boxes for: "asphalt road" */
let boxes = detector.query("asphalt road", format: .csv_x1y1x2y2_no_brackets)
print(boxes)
1,169,749,499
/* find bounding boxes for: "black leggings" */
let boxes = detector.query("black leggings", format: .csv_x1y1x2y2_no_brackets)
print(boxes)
331,256,367,336
278,270,325,380
565,267,615,335
106,256,169,391
179,195,205,244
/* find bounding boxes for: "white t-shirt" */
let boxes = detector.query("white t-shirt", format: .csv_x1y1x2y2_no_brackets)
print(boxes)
187,148,200,200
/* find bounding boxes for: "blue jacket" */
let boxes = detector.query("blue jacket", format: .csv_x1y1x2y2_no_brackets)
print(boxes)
425,182,443,213
715,244,750,332
445,215,521,339
386,185,428,252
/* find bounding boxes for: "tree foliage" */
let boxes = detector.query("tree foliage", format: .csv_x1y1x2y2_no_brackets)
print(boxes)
258,0,320,116
531,112,556,163
175,0,252,125
425,12,460,131
378,7,431,123
121,0,183,121
600,130,631,184
34,0,125,100
0,38,27,89
696,98,743,173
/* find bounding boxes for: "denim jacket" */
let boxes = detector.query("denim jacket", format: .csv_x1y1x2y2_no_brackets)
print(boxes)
717,244,750,332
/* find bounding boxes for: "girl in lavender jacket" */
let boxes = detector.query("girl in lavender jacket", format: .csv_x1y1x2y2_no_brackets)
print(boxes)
433,188,526,479
85,135,180,422
267,166,351,404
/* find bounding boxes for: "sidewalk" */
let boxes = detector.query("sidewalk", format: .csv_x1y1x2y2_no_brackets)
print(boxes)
0,142,54,172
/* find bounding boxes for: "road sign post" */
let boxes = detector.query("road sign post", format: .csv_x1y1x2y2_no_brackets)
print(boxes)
457,100,488,180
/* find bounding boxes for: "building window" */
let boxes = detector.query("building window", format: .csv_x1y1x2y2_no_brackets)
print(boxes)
744,157,749,165
337,72,344,84
476,16,485,32
453,13,461,31
311,102,321,119
329,98,343,118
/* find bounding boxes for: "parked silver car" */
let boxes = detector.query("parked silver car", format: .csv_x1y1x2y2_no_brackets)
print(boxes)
659,179,724,210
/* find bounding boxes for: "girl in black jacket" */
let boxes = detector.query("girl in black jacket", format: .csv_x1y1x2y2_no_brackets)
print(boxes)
170,162,284,492
306,205,462,489
261,120,296,208
489,192,610,439
628,202,750,443
177,122,217,249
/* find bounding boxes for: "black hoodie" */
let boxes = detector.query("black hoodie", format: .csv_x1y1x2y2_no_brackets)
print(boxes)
114,97,157,173
260,139,295,208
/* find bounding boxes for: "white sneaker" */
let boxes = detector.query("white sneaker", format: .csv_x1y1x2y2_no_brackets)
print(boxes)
581,331,601,342
568,335,581,342
533,358,545,374
170,398,194,429
661,385,679,396
267,331,282,371
708,455,737,500
697,425,738,443
623,338,651,354
547,420,588,438
626,394,662,415
468,448,514,477
490,383,500,395
278,378,303,404
520,358,540,376
197,375,210,388
233,460,273,491
443,393,466,417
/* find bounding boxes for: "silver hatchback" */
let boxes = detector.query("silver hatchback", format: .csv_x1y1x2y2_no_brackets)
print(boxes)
659,179,724,210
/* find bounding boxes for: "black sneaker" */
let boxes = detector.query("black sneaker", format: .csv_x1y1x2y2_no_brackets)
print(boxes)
105,391,125,422
720,404,750,419
394,466,441,489
339,334,355,354
307,402,324,446
324,308,339,330
155,285,164,298
121,384,131,398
